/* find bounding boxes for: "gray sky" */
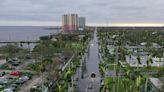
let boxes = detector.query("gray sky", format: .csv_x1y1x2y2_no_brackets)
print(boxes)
0,0,164,26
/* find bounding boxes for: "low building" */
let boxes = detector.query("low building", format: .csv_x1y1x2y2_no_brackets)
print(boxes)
126,55,164,67
147,77,164,92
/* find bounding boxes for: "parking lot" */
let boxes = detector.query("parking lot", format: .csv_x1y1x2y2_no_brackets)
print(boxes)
0,70,32,92
0,56,36,92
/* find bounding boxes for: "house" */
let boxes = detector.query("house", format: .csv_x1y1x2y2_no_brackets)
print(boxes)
147,77,164,92
140,42,147,46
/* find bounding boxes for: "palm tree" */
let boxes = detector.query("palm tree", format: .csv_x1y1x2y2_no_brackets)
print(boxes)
101,78,111,92
143,75,149,92
122,78,130,92
56,82,63,92
135,76,142,92
137,55,141,64
38,63,45,92
128,51,132,63
99,63,106,77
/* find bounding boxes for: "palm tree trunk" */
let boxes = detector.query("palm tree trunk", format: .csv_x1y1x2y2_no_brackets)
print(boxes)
144,77,148,92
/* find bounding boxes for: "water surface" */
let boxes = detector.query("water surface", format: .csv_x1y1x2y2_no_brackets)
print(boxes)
0,26,59,41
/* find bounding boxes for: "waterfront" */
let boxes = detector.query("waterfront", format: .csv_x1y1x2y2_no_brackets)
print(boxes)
0,27,163,92
0,26,59,42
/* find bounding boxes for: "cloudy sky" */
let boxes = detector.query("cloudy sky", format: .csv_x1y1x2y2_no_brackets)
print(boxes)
0,0,164,26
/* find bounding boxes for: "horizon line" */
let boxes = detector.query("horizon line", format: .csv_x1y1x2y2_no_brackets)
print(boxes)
0,21,164,27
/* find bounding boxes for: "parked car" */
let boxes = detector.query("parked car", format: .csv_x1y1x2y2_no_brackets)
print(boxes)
0,81,4,85
0,72,5,77
20,76,29,81
26,56,31,59
9,71,21,76
10,84,17,88
26,74,32,79
7,60,14,64
11,62,19,66
15,79,24,84
6,77,15,80
3,88,13,92
8,87,16,91
3,79,9,84
0,84,3,88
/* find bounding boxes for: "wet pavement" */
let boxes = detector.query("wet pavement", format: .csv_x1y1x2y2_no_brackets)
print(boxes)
77,28,101,92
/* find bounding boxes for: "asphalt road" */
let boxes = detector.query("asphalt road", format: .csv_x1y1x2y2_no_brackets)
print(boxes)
77,28,101,92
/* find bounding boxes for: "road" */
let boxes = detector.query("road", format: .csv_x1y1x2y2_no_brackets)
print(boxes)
77,28,101,92
108,45,162,49
15,59,35,70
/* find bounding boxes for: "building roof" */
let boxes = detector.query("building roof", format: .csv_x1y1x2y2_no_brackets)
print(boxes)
150,78,164,90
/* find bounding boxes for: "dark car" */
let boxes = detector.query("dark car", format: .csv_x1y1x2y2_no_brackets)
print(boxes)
15,79,24,84
8,60,14,64
26,56,31,59
12,63,19,66
10,84,17,91
11,84,17,88
90,72,96,78
0,81,4,85
0,72,5,77
7,77,15,80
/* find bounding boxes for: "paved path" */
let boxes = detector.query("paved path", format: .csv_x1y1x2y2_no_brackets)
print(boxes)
18,75,42,92
15,59,35,70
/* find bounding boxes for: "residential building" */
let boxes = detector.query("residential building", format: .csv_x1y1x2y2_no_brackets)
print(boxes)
146,77,164,92
78,17,86,31
62,14,78,32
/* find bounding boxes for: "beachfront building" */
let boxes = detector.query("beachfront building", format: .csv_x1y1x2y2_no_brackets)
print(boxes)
78,17,86,31
62,14,78,32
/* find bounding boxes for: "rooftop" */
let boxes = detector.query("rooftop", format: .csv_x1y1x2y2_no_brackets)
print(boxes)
150,77,164,90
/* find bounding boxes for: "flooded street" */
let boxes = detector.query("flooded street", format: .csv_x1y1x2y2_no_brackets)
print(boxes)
77,28,100,92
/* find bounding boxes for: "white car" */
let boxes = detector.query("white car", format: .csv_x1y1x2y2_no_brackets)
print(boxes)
3,88,13,92
0,85,3,88
19,76,29,82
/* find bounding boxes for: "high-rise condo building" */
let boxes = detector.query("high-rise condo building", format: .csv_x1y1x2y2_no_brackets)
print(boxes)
62,14,78,32
78,17,86,31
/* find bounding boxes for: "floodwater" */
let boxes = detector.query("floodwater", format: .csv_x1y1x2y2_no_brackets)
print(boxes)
77,28,101,92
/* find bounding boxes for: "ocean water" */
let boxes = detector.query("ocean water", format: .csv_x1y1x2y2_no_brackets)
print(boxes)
0,26,59,41
0,26,60,49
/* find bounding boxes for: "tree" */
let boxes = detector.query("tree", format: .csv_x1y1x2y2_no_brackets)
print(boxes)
137,55,141,64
